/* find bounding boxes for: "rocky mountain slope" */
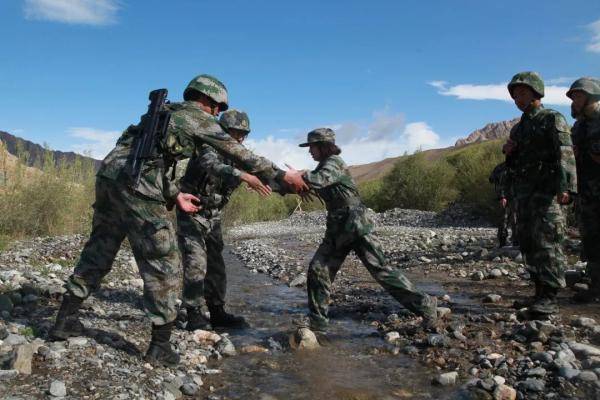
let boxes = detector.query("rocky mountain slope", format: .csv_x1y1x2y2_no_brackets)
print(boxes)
454,119,518,147
0,131,101,171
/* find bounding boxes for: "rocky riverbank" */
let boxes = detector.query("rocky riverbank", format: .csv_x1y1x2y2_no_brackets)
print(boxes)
0,208,598,399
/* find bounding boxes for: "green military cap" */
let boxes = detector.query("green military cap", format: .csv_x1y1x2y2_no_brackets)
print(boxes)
299,128,336,147
184,74,229,111
507,71,545,98
566,77,600,101
219,109,250,133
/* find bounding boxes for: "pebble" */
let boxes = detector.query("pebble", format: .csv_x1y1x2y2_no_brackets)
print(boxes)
49,380,67,397
483,294,502,303
489,268,503,278
558,367,580,380
434,371,458,386
569,341,600,358
289,328,319,350
518,378,544,392
577,370,598,382
492,384,516,400
385,331,400,343
471,271,485,281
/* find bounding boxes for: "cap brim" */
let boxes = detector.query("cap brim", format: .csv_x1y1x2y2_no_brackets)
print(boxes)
298,143,310,147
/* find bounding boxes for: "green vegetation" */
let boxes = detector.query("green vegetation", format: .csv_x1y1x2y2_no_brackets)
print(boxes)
0,141,96,242
360,140,506,221
222,187,324,227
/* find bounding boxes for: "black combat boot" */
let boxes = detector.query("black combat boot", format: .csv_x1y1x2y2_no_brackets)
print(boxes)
50,293,84,340
185,307,211,331
208,304,249,329
529,286,559,318
512,281,542,309
144,322,180,367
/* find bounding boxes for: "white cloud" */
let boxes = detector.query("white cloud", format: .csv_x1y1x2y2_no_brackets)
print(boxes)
244,111,441,169
69,127,120,159
429,81,571,106
587,19,600,53
23,0,119,25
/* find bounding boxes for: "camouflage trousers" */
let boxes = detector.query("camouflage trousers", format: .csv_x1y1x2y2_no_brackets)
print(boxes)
307,229,436,329
517,194,567,289
498,200,518,246
580,197,600,287
176,210,227,309
67,177,180,326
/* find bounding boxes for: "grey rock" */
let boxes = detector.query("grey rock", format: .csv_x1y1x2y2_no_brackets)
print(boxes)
571,316,597,330
492,384,516,400
569,341,600,358
577,370,598,382
10,344,34,375
525,367,546,378
489,269,503,278
4,334,27,346
434,371,458,386
215,336,236,357
289,328,319,350
483,294,502,303
558,367,580,380
0,369,19,380
288,274,306,287
67,337,88,347
49,380,67,397
181,383,199,396
427,334,450,347
518,378,544,392
531,352,553,364
471,271,485,281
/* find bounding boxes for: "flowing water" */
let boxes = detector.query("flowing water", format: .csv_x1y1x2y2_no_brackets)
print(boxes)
204,250,457,400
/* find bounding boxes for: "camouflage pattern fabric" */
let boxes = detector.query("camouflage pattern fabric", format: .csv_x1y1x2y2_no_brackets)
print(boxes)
77,98,286,326
299,127,336,147
571,102,600,288
177,213,227,308
66,177,180,325
508,105,577,290
176,144,243,308
97,100,286,204
219,109,250,133
304,154,436,329
516,194,567,289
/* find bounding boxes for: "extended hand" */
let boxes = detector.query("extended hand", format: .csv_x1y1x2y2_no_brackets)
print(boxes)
557,192,571,205
176,192,201,213
241,172,272,197
284,164,309,193
500,197,508,208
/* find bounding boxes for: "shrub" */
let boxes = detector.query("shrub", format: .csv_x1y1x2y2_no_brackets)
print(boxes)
379,152,458,212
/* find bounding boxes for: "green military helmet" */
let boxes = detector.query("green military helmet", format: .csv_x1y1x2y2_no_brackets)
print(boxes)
299,128,336,147
507,71,545,98
183,74,229,111
219,109,251,133
566,77,600,101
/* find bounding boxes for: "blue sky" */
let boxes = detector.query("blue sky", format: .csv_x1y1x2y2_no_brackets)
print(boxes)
1,0,599,168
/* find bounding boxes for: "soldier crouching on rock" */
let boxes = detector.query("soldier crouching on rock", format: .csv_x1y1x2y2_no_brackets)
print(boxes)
49,74,308,367
290,128,439,332
503,72,577,319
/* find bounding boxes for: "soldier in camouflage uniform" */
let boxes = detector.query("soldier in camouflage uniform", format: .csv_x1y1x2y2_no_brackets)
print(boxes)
293,128,438,332
489,162,518,247
567,77,600,303
50,75,307,366
503,72,577,317
177,109,269,330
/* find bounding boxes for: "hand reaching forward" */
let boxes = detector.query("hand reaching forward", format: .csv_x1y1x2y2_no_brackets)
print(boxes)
176,192,201,214
241,172,272,197
284,164,309,193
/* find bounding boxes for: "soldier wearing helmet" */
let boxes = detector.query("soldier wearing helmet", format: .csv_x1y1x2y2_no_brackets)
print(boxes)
567,77,600,303
503,72,577,318
291,128,439,333
50,74,307,367
176,109,274,330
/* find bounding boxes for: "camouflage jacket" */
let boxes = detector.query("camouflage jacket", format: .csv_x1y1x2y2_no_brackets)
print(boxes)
304,155,373,247
97,101,284,203
179,144,242,220
507,105,577,200
572,104,600,199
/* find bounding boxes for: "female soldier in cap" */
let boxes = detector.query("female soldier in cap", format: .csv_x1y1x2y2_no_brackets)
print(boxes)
293,128,439,332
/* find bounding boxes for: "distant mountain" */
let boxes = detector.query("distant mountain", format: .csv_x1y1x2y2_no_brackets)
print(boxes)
0,131,101,170
348,119,516,183
454,118,518,147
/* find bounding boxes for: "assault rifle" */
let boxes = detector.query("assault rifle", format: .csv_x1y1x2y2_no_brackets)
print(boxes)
128,89,171,189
